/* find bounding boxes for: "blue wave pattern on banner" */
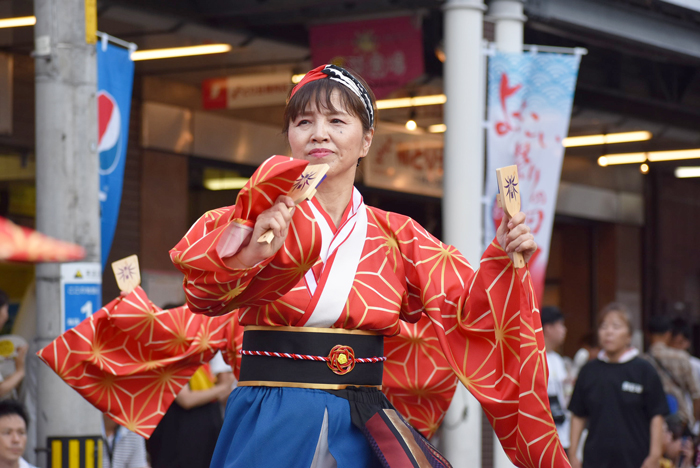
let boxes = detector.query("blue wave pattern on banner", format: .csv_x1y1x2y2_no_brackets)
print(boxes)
488,53,579,113
97,43,134,268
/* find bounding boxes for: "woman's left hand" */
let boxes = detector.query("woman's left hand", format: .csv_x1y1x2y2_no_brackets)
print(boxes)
496,211,537,265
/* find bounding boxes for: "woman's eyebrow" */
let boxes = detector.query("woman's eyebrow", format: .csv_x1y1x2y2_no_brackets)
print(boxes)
297,106,350,117
325,109,350,117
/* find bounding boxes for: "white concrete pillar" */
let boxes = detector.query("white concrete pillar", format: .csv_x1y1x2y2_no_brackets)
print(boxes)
441,0,486,466
490,0,526,53
489,3,526,466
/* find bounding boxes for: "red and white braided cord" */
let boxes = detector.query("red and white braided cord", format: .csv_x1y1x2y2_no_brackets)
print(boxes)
240,349,386,363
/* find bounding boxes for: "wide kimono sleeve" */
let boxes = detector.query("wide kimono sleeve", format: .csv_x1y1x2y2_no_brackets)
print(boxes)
382,317,459,440
170,156,321,317
394,214,569,468
37,287,243,438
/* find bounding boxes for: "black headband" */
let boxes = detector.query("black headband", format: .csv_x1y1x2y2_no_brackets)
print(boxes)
291,64,375,128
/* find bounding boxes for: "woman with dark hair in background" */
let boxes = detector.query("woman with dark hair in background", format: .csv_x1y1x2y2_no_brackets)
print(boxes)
569,303,669,468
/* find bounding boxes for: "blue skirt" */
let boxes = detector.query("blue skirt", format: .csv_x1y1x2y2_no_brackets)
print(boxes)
210,386,382,468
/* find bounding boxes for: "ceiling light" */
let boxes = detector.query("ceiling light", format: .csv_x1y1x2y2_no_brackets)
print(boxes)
131,44,232,61
563,131,652,148
640,163,649,174
675,167,700,178
0,16,35,28
598,148,700,167
597,153,647,167
646,148,700,162
428,124,446,133
405,119,417,131
204,177,249,191
292,74,305,84
377,94,446,110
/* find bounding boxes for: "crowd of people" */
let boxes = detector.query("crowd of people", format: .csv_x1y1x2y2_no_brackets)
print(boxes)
545,303,700,468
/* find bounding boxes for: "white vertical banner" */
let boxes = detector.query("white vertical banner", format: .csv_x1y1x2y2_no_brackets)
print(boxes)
484,51,581,303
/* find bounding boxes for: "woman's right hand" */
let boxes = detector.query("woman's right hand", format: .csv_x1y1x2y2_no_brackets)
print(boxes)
568,455,582,468
229,195,295,269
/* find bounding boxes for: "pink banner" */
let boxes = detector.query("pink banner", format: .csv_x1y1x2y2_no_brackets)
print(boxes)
309,16,424,99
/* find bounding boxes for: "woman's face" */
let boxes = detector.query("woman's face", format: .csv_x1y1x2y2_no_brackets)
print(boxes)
287,89,373,182
598,311,631,355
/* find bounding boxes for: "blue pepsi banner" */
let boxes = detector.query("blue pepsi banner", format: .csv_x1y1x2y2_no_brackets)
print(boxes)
97,42,134,267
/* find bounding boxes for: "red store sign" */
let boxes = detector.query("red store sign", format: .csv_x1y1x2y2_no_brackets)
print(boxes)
202,72,292,110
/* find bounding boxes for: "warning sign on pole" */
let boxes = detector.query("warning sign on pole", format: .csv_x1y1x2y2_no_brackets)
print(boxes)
60,263,101,332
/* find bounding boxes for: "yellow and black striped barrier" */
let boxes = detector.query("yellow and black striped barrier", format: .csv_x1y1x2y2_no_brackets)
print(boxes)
47,436,103,468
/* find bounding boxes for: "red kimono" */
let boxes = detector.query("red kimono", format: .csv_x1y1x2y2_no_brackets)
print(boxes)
39,156,567,467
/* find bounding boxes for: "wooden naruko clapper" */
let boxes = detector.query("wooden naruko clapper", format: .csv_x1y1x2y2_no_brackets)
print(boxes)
496,165,525,268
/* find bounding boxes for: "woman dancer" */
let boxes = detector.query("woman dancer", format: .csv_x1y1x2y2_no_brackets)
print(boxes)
40,65,565,468
168,65,564,467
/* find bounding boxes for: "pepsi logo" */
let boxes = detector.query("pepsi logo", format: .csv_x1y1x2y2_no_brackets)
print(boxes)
97,90,122,175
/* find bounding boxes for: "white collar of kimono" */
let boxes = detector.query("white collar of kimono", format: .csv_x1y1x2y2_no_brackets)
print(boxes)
303,187,367,327
597,347,638,363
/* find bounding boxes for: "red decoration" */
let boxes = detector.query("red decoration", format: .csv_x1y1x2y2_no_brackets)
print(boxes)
327,344,355,375
0,217,85,263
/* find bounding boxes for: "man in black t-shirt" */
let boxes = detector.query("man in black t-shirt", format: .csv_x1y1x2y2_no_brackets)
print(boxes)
569,354,668,467
569,303,669,468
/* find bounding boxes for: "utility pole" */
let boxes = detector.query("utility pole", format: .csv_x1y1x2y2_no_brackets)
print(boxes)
33,0,102,465
441,0,486,466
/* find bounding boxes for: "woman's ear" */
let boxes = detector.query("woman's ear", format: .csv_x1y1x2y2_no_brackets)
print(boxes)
361,128,374,158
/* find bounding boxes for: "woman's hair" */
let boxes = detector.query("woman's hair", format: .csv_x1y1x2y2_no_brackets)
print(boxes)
282,71,376,135
597,302,633,334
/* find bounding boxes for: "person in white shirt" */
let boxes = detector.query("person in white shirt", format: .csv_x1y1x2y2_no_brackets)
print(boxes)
0,400,36,468
670,317,700,435
102,414,148,468
542,306,571,452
